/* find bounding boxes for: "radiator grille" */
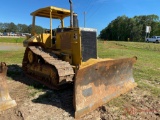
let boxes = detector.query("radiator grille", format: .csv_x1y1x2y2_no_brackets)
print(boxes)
81,29,97,62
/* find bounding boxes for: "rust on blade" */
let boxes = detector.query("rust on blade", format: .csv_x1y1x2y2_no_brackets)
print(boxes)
74,57,137,118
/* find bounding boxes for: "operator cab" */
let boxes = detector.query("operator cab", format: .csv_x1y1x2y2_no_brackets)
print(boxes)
29,6,78,48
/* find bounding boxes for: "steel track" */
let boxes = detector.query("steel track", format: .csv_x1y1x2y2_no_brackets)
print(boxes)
22,46,74,89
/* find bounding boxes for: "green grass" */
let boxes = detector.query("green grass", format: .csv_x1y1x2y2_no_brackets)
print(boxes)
28,85,43,97
0,50,24,64
0,37,25,43
98,41,160,96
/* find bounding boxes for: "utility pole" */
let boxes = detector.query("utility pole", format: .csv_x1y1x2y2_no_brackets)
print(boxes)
84,12,86,28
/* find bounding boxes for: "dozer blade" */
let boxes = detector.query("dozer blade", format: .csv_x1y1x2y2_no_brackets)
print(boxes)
0,62,17,112
74,56,137,118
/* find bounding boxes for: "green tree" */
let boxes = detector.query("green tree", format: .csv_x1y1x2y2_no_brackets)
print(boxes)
17,24,28,33
27,24,44,34
99,14,160,42
0,22,45,34
8,22,17,32
35,25,44,34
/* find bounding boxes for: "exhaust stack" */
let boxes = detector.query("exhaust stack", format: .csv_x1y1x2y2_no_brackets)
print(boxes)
69,0,73,28
73,13,79,28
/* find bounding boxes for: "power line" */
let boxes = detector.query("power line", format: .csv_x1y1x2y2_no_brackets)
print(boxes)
85,0,94,13
82,0,95,27
87,6,100,21
87,1,106,23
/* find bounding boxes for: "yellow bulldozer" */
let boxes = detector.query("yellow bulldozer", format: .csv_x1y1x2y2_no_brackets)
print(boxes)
22,0,137,118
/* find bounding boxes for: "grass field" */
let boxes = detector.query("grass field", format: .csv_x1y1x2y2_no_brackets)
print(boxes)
0,50,24,64
0,41,159,119
98,41,160,96
0,37,25,43
0,37,25,64
0,41,159,97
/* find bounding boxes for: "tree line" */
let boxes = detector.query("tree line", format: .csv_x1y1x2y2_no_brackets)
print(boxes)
0,22,44,34
98,14,160,42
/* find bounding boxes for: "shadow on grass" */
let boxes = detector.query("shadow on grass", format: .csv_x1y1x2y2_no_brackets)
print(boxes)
7,64,74,118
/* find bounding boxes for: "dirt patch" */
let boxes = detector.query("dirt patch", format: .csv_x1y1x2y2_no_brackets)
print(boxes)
0,43,24,51
0,65,75,120
0,64,159,120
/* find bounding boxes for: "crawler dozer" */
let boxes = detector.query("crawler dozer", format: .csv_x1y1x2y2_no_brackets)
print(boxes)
22,0,137,118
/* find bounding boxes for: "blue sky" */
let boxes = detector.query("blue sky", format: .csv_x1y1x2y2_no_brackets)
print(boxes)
0,0,160,35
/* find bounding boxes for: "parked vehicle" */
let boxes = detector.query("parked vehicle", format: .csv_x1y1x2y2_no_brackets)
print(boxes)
146,36,160,43
0,32,3,36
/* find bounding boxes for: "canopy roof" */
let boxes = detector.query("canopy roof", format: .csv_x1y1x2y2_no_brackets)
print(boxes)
31,6,70,19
